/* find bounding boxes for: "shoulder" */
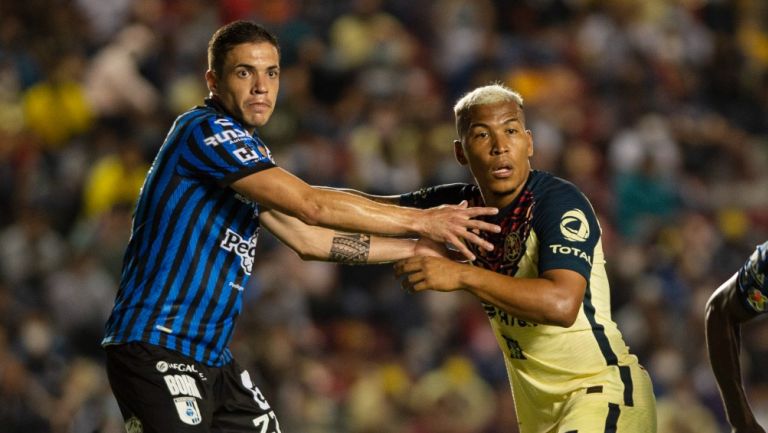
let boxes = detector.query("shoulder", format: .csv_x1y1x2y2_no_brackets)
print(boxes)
736,241,768,315
530,171,586,200
529,171,595,220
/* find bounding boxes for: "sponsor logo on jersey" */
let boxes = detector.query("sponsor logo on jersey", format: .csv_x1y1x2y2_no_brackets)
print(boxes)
156,361,168,373
220,228,258,275
747,288,767,312
174,397,202,425
233,145,264,163
548,244,592,265
203,128,250,147
560,209,590,242
501,334,527,360
164,374,202,399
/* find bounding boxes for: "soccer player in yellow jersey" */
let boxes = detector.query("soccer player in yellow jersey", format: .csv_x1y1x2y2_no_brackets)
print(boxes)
389,83,657,432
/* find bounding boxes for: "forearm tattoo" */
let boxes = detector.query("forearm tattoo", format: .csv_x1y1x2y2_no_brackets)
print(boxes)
330,233,371,264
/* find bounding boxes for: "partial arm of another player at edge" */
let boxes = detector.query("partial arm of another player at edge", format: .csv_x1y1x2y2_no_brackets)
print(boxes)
259,209,448,264
705,273,766,433
394,256,585,328
230,170,499,261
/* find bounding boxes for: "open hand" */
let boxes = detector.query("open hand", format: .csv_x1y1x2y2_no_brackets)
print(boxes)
420,200,499,261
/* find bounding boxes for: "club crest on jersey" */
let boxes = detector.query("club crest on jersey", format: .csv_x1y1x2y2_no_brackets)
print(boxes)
220,228,258,275
560,209,590,242
174,397,202,425
504,232,524,264
747,288,767,312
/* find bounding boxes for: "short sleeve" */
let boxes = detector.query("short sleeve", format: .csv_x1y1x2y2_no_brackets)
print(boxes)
737,241,768,315
177,115,276,185
533,181,600,280
399,183,478,209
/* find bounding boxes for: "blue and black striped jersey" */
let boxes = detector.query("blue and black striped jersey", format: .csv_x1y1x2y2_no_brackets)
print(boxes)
102,98,276,366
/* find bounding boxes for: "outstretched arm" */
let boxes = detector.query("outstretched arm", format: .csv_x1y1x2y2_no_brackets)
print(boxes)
231,168,499,260
393,256,585,327
259,209,450,264
705,274,766,433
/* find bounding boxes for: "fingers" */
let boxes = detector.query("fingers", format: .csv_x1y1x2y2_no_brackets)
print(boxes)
465,218,501,234
462,205,500,219
394,257,422,276
457,230,493,253
447,236,476,261
395,260,424,294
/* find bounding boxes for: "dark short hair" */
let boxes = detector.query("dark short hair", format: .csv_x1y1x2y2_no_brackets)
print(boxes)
207,20,280,78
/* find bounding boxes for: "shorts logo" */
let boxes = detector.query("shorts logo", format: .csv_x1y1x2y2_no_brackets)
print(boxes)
125,416,143,433
560,209,590,242
220,228,258,275
164,374,202,399
157,361,198,373
174,397,202,425
747,288,767,312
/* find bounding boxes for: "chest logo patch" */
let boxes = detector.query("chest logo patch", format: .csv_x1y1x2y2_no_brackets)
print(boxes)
504,232,524,264
560,209,590,242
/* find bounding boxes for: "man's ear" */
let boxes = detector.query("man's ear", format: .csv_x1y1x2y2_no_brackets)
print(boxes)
454,140,469,165
205,69,217,94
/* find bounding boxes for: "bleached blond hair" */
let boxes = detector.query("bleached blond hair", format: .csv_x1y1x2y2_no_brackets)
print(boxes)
453,83,524,138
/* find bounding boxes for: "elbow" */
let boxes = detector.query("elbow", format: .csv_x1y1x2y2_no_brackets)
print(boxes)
293,200,323,227
546,298,580,328
705,293,727,328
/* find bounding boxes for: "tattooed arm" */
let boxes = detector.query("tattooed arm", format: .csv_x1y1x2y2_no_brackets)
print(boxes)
260,209,445,264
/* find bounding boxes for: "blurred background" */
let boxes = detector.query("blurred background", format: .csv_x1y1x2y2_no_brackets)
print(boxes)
1,0,768,432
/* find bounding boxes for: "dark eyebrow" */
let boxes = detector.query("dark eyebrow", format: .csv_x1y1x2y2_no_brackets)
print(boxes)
233,64,280,72
468,116,521,130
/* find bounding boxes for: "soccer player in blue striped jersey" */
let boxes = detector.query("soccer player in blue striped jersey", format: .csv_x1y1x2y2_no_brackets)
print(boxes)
364,83,656,432
101,21,501,433
706,242,768,433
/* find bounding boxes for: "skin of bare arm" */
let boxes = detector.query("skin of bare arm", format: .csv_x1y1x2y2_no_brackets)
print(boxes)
393,256,586,328
231,168,498,261
313,185,402,205
705,274,766,433
259,208,451,264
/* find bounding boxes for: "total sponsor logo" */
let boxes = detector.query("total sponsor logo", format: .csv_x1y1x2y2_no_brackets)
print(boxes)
548,244,592,265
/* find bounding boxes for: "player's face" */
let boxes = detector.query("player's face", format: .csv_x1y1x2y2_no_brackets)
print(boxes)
455,100,533,208
206,41,280,131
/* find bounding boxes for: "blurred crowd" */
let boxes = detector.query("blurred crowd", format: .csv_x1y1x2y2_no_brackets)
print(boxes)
1,0,768,432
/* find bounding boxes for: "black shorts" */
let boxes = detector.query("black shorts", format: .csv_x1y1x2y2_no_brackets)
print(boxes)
105,342,281,433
